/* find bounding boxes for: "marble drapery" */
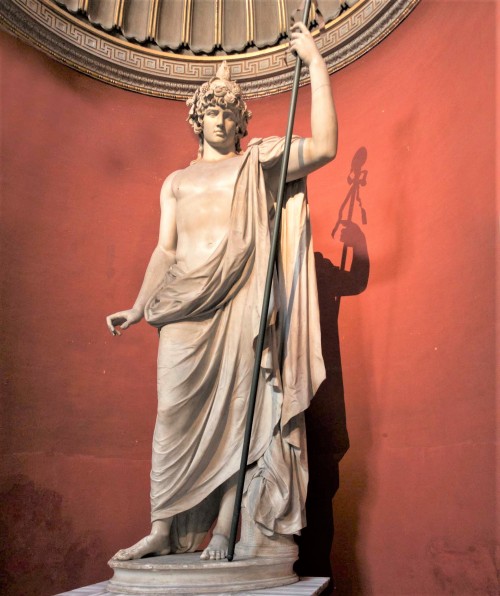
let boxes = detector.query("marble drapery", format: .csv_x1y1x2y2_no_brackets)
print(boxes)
144,137,325,552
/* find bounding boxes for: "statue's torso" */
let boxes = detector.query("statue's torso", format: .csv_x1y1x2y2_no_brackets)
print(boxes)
172,155,245,271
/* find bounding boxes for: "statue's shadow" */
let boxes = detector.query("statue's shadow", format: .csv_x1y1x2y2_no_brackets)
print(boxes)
295,148,370,594
294,255,361,592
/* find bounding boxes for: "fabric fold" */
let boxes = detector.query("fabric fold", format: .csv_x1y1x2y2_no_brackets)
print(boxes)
144,137,325,550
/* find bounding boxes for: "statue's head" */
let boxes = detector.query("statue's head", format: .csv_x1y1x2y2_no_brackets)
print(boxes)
187,61,252,157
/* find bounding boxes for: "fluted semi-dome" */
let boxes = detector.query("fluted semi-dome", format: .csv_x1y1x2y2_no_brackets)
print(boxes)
0,0,420,99
56,0,348,54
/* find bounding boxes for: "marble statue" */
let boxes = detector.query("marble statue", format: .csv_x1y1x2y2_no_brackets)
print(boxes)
106,22,338,563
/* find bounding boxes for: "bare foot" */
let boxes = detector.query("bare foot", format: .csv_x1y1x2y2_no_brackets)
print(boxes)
113,533,171,561
200,533,229,561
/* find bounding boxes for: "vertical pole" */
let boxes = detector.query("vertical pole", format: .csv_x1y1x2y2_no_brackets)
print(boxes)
227,0,313,562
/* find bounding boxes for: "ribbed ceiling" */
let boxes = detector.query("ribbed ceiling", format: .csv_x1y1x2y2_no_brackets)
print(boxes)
1,0,421,99
56,0,352,54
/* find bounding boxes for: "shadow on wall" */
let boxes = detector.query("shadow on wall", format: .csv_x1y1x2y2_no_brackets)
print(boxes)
0,475,104,596
296,148,370,594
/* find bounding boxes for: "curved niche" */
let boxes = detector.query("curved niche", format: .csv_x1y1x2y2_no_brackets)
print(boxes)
0,0,420,99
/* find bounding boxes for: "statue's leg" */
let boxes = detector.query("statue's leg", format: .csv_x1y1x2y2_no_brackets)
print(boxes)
235,504,298,559
112,518,173,561
200,474,237,560
113,328,179,562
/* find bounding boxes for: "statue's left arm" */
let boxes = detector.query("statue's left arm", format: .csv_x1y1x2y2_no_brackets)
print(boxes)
286,21,338,181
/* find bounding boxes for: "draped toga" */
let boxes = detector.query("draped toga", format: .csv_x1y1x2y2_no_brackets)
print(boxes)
144,136,325,552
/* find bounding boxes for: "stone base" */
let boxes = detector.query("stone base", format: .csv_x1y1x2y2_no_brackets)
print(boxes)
57,577,330,596
107,552,298,595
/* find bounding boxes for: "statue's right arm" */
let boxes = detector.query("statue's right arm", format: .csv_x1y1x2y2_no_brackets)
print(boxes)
106,173,178,336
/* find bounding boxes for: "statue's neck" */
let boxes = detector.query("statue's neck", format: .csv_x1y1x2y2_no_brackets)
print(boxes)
202,143,238,162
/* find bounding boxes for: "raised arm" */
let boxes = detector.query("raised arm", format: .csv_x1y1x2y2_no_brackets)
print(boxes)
106,173,178,336
286,22,338,181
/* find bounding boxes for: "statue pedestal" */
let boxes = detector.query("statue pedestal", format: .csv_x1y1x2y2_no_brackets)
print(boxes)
107,552,299,595
58,576,329,595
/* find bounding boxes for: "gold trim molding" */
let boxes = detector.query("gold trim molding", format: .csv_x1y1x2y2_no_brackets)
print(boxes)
0,0,420,100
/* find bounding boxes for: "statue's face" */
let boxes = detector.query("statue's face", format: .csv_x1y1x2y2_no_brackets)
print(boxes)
187,74,251,157
202,105,237,151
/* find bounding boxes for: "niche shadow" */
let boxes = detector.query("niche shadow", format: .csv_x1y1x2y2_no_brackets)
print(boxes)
295,148,370,594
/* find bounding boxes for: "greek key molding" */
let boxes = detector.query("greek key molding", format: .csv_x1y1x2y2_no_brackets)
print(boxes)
0,0,420,99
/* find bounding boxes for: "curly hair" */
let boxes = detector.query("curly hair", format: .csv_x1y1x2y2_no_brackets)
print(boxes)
186,63,252,159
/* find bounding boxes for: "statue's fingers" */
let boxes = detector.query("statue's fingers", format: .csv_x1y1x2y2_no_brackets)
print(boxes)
291,21,306,32
106,316,116,335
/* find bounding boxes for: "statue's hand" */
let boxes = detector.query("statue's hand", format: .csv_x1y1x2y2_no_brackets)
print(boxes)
106,308,143,336
289,22,321,67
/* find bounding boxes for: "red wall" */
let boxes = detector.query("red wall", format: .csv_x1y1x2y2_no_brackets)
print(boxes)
0,1,497,594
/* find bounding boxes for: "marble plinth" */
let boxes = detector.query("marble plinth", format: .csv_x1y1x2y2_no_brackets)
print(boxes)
107,552,300,595
57,576,329,595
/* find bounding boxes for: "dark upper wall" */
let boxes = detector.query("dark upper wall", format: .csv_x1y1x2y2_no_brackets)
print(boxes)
0,0,496,594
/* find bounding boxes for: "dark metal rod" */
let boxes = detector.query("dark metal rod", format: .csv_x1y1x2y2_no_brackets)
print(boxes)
227,0,313,562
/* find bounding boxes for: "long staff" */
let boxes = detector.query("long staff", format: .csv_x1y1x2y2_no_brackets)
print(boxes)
227,0,313,562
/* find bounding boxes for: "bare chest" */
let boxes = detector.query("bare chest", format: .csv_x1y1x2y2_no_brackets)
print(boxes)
174,157,243,208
